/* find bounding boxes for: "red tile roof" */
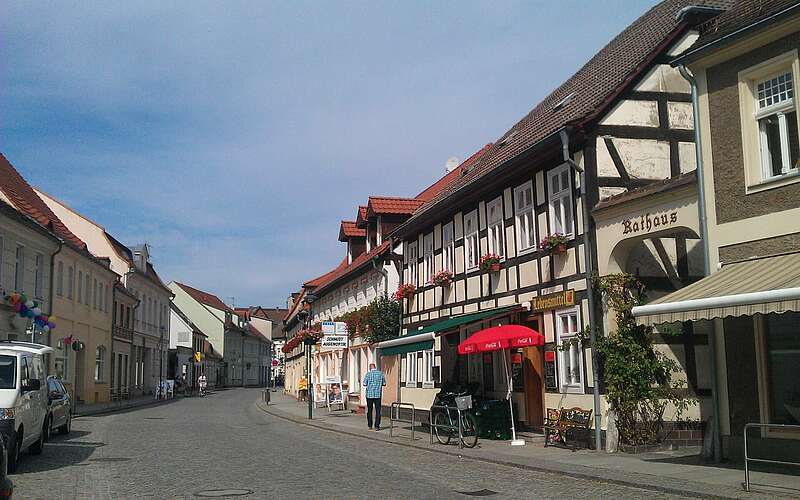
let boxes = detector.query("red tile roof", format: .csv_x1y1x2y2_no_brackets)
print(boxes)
310,241,391,296
397,0,728,236
284,288,307,322
174,282,233,313
693,0,789,50
0,153,88,251
415,144,493,202
304,258,349,288
339,220,365,241
355,205,369,228
367,197,424,217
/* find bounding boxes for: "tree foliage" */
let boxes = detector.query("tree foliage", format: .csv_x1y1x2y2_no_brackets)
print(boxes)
593,273,691,446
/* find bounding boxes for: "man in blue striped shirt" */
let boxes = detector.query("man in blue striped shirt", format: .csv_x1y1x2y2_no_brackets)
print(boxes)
362,363,386,431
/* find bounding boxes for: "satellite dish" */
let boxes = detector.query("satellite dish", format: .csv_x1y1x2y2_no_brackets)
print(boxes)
445,157,460,173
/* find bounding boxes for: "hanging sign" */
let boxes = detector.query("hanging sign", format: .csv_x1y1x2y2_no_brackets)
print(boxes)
321,335,348,349
531,290,575,312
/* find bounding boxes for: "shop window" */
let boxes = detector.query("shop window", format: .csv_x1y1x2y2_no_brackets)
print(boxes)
548,164,574,237
557,308,583,392
423,233,434,284
422,349,435,388
352,350,361,393
764,314,800,424
514,181,536,253
487,197,504,258
405,352,417,387
442,222,454,272
464,210,479,270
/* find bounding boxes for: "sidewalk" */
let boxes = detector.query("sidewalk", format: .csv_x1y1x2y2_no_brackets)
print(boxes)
257,392,800,499
75,394,174,417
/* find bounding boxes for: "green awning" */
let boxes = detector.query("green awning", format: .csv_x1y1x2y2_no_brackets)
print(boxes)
379,340,434,356
414,306,517,335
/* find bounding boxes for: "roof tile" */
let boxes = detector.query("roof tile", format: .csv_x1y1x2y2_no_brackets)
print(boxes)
174,282,233,313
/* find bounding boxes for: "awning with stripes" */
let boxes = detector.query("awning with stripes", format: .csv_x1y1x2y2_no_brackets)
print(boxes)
632,253,800,325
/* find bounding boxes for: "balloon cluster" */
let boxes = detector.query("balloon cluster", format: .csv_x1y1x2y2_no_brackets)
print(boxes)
4,292,57,333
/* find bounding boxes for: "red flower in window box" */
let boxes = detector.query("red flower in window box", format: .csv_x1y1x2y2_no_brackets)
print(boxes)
429,270,453,287
394,283,416,300
540,233,569,255
479,254,502,272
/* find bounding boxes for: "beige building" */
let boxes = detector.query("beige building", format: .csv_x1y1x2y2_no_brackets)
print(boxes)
37,190,172,396
0,155,118,404
634,0,800,461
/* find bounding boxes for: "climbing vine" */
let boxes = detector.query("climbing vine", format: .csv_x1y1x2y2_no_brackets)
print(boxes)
592,273,692,446
335,296,400,345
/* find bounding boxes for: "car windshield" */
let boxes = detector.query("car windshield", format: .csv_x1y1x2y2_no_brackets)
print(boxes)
0,356,16,389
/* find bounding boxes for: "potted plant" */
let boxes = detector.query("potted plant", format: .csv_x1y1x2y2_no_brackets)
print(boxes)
540,233,569,255
430,269,453,287
479,253,502,272
394,283,416,300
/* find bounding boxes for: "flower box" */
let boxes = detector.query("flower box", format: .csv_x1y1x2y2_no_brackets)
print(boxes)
479,253,502,273
429,270,453,287
394,283,416,300
540,233,569,255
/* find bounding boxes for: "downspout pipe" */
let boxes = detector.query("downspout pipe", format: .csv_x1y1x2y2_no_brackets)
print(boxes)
371,255,389,372
678,63,721,463
47,238,64,370
559,128,602,452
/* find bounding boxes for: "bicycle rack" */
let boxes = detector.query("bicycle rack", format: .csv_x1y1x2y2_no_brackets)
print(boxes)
429,404,464,449
744,422,800,492
389,402,416,441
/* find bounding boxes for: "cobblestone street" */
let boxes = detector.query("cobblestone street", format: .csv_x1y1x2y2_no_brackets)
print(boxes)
11,388,692,499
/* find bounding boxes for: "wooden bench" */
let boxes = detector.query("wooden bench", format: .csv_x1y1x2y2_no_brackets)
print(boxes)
543,407,593,451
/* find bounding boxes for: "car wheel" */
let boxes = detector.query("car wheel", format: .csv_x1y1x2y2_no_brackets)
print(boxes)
30,424,45,455
59,413,71,435
7,433,20,473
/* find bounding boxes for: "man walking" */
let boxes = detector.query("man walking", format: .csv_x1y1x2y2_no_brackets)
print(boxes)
362,363,386,431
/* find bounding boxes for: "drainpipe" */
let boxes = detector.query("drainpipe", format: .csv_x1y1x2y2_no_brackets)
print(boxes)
678,64,721,463
47,238,64,371
559,128,602,452
371,256,389,372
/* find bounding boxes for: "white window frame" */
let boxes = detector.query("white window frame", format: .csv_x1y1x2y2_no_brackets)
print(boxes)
405,352,418,388
442,222,454,272
463,210,479,271
514,181,537,253
738,50,800,193
14,244,24,292
547,164,574,237
556,307,584,393
95,345,106,382
755,71,798,180
67,266,74,299
34,253,44,299
56,261,64,297
422,349,435,388
423,233,434,284
407,240,418,286
486,197,505,258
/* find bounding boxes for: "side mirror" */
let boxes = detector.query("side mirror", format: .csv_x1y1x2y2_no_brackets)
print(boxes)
22,379,41,392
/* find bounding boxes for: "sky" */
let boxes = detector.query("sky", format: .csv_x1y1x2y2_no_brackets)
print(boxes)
1,0,659,308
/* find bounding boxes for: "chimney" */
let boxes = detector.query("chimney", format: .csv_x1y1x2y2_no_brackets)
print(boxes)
445,157,460,173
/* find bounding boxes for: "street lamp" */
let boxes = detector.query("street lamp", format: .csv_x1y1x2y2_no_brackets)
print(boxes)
303,292,317,420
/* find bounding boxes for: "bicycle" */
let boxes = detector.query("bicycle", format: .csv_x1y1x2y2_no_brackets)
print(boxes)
431,392,479,448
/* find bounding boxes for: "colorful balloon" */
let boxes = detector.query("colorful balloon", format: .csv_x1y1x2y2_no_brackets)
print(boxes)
24,300,34,309
42,325,50,333
31,307,41,317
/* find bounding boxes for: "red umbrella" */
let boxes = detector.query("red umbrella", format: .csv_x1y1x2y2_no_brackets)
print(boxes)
457,325,544,354
457,324,544,446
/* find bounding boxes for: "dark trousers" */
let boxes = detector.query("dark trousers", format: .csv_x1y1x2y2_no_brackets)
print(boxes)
366,397,382,428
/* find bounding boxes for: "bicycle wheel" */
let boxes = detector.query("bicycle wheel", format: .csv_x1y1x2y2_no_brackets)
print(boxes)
433,411,452,445
460,413,479,448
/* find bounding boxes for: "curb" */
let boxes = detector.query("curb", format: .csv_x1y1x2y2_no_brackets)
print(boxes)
74,398,173,418
256,401,766,500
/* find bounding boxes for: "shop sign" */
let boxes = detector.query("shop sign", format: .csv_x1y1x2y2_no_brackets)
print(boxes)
321,335,348,349
531,290,575,312
622,211,678,235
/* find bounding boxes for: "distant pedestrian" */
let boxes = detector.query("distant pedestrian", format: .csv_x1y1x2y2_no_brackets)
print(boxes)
362,363,386,431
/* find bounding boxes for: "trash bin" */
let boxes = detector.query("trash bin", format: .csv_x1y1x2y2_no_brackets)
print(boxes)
262,389,270,404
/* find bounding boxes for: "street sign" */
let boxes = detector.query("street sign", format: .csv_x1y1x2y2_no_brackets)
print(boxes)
322,321,336,335
320,335,348,349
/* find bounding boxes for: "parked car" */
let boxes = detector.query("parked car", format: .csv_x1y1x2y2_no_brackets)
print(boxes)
0,342,53,473
46,377,71,438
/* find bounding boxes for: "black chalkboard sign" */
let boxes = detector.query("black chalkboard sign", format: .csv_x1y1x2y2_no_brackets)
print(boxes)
544,358,557,390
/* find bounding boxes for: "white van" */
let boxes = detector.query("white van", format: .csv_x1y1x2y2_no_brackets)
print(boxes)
0,342,52,472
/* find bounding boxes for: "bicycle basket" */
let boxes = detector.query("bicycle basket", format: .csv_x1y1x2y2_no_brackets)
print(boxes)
455,395,472,410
